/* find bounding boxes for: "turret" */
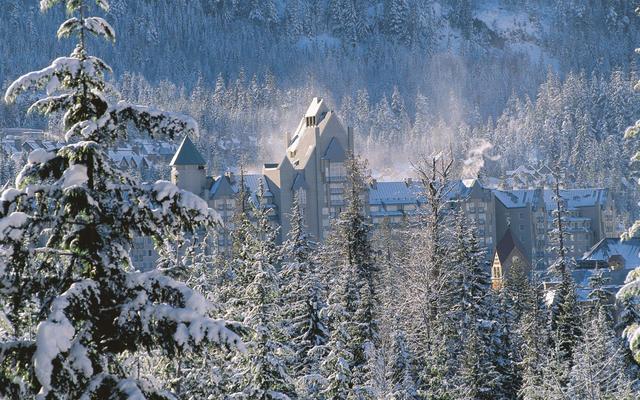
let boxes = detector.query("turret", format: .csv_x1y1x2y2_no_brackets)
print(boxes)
170,135,207,197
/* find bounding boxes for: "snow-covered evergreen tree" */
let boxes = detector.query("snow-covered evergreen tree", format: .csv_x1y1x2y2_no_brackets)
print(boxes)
0,1,243,397
518,278,551,400
280,194,328,397
321,155,380,398
385,328,418,400
228,179,295,399
568,275,638,399
619,22,640,363
547,181,581,369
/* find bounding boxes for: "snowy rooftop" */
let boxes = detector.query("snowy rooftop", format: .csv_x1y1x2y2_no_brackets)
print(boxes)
542,188,608,210
305,97,324,118
369,181,419,206
582,238,640,269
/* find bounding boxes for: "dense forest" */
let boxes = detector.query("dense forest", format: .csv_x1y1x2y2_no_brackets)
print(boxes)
1,0,640,399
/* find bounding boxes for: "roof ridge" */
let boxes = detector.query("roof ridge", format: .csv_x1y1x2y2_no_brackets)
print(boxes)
170,135,206,166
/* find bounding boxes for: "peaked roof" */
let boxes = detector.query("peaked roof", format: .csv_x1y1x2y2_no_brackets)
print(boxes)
582,237,640,269
323,137,346,161
291,172,308,191
495,227,529,265
305,97,325,118
170,136,206,166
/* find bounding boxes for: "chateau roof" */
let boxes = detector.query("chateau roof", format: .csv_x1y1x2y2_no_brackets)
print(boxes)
495,227,528,265
323,137,346,161
291,172,308,191
305,97,324,118
170,135,206,166
582,237,640,269
369,181,419,205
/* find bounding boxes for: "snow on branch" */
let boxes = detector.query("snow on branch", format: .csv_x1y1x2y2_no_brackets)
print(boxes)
121,270,245,352
33,280,99,396
78,373,175,400
4,56,111,104
65,101,198,142
0,212,29,242
152,180,218,220
28,94,74,116
57,17,115,42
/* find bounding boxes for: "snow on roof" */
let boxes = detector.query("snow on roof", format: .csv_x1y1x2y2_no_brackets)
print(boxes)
305,97,324,118
582,238,640,269
493,189,535,208
170,136,206,166
369,181,419,206
492,187,608,209
542,188,608,210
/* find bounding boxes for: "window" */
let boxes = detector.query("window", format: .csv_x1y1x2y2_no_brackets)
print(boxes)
326,162,346,180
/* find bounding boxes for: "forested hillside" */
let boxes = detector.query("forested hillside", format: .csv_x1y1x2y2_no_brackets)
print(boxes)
4,0,640,216
1,0,638,128
2,1,640,398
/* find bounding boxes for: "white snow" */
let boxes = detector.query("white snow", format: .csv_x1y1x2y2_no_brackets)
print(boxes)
153,180,179,201
179,190,209,215
122,270,245,352
115,379,146,400
0,188,23,203
34,318,75,395
33,280,97,396
61,164,88,188
45,76,59,96
68,341,93,379
83,17,115,41
544,289,556,307
27,149,55,165
0,212,29,241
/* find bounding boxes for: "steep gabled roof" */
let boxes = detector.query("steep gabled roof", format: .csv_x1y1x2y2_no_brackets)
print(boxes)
210,175,236,198
170,135,206,166
291,172,308,191
322,137,346,161
495,227,529,265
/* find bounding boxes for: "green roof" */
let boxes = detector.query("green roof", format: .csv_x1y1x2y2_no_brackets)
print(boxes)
170,135,206,166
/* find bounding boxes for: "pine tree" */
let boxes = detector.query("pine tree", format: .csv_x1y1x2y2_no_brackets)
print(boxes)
321,155,380,398
386,328,419,400
280,194,328,397
228,179,295,399
0,1,243,397
547,181,581,369
620,26,640,363
568,276,638,399
385,0,410,44
518,276,552,400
